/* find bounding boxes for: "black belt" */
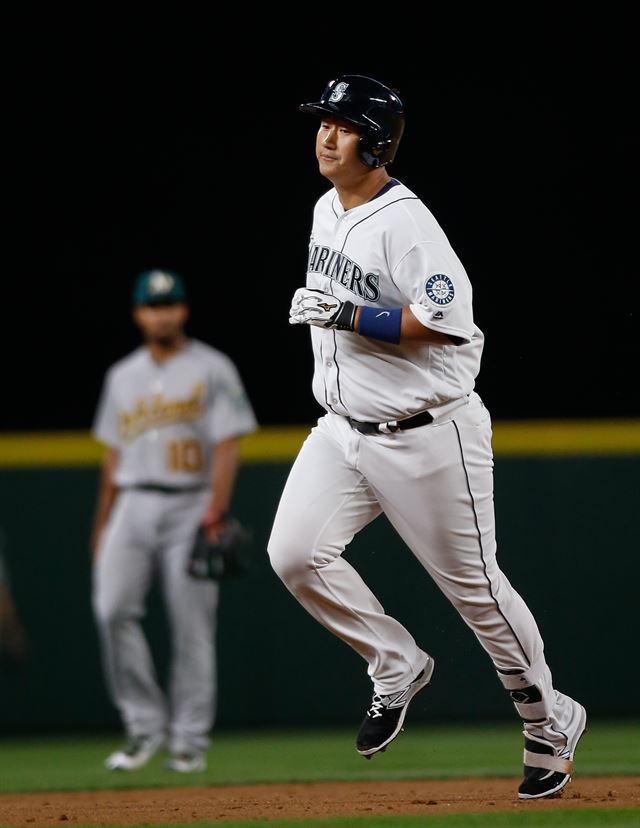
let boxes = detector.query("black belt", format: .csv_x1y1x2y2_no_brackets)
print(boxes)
125,483,206,495
346,409,434,435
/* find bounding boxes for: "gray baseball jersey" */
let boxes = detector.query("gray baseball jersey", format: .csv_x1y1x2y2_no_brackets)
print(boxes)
93,339,257,484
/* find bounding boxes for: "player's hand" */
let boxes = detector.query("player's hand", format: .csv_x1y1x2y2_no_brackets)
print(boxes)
289,288,357,331
201,508,228,544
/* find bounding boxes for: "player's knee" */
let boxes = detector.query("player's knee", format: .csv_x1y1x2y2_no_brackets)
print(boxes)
267,533,312,584
92,598,118,626
92,592,133,627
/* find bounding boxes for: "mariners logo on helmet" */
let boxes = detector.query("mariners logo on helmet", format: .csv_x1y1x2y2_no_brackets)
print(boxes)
425,274,455,305
329,82,349,103
148,271,175,294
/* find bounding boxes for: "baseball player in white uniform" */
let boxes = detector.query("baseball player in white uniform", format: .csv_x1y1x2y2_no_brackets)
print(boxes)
268,75,586,800
92,269,257,772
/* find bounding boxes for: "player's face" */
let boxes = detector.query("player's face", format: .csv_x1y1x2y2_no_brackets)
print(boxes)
316,117,362,182
133,302,189,345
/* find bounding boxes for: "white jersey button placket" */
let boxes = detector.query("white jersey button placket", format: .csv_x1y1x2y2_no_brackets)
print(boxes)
324,356,341,412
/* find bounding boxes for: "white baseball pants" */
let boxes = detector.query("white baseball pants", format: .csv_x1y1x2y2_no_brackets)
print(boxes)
268,393,566,725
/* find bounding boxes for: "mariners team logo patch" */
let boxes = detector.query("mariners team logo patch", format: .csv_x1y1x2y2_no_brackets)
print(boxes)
425,274,455,305
329,82,349,103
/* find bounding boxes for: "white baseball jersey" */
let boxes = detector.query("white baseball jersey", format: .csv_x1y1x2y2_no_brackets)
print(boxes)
307,180,484,422
93,339,257,486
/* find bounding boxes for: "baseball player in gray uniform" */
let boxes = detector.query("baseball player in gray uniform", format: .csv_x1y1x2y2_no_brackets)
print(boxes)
92,269,257,772
268,75,586,800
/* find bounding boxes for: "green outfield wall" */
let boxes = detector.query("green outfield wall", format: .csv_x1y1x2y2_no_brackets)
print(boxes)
0,422,638,733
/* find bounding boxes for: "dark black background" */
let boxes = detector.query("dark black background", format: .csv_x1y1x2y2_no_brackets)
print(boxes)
6,12,637,429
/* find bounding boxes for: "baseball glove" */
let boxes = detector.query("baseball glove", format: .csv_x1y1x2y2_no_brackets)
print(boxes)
186,516,251,582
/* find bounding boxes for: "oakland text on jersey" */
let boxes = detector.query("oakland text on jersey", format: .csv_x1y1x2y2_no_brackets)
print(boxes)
307,244,381,301
118,382,206,442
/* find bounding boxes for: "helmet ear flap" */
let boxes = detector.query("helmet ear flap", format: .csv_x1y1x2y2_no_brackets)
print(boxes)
358,134,393,168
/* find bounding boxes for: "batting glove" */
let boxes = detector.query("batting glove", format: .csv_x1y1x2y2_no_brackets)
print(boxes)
289,288,357,331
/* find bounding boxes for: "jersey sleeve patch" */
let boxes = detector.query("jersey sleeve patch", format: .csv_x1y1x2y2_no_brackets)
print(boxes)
425,274,455,306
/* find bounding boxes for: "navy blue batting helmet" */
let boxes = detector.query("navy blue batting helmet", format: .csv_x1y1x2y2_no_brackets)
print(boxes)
299,74,405,168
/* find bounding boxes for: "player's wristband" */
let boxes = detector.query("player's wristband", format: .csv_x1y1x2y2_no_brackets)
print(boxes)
358,306,402,344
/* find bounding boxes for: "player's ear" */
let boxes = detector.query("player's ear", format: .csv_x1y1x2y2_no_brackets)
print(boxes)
132,306,144,328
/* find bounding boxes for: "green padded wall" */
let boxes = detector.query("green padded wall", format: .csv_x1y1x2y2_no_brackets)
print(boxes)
0,455,637,732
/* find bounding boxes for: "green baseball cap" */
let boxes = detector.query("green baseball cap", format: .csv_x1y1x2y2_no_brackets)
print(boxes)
132,269,187,306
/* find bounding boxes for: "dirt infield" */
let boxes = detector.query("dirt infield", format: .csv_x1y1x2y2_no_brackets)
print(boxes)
0,776,638,825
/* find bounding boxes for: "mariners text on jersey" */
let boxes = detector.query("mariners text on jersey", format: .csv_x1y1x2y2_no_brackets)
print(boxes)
307,244,380,301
